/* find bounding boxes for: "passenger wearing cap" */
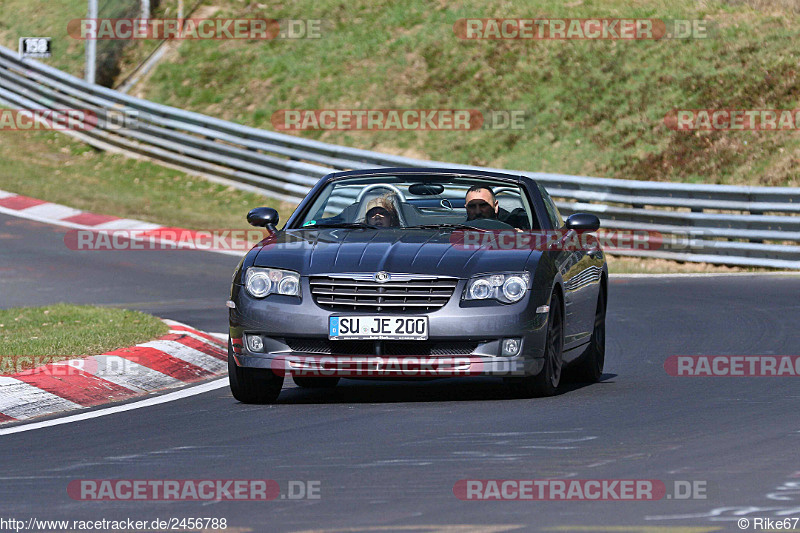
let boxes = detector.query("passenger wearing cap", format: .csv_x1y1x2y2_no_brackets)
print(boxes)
363,195,400,227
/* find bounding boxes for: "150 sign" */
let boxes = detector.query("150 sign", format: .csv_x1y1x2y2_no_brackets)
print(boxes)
19,37,51,59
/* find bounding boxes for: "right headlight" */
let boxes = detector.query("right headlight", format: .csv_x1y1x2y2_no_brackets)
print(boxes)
463,272,531,304
244,267,301,298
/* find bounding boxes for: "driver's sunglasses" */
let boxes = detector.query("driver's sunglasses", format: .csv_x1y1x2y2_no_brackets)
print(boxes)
466,201,490,209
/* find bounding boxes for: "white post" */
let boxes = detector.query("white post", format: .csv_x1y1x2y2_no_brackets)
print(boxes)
139,0,151,36
85,0,97,83
178,0,185,34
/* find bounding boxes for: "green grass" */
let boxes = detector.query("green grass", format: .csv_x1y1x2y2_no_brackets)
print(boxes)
0,129,296,229
0,304,167,372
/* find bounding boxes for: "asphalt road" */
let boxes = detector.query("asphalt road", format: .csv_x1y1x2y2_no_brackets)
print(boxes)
2,212,799,532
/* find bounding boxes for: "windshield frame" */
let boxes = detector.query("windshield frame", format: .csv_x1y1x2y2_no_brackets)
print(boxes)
287,171,536,231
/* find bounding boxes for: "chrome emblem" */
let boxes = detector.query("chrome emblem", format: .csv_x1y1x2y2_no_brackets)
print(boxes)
374,271,390,283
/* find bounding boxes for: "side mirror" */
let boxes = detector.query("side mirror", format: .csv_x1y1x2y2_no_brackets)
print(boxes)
565,213,600,232
247,207,279,232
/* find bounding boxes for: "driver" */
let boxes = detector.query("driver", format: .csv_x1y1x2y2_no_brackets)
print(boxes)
465,185,528,230
465,185,500,221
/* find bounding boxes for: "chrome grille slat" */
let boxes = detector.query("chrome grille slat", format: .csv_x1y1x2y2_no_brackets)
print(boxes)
310,273,457,312
309,281,457,289
311,289,454,297
314,300,449,307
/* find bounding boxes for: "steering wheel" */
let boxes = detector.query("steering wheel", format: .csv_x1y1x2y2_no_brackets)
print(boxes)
356,183,407,202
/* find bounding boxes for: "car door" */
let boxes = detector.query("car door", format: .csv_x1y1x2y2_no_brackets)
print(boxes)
537,184,599,351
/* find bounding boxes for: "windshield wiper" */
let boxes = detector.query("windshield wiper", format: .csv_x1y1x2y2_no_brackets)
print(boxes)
299,222,379,229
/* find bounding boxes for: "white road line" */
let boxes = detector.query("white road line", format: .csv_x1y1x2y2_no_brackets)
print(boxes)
0,190,16,199
0,379,229,436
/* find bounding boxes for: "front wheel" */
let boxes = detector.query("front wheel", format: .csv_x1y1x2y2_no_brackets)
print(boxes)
506,292,564,398
228,341,283,403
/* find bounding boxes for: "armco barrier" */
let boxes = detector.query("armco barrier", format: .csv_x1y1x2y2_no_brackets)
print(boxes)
0,45,798,268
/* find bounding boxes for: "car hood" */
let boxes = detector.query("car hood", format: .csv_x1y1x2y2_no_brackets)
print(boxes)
253,228,539,278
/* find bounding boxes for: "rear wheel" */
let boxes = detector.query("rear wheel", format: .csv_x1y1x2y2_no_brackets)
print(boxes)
571,287,606,382
292,376,340,388
228,341,283,403
507,293,564,398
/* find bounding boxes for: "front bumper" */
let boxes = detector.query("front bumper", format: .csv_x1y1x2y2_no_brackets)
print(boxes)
229,279,550,378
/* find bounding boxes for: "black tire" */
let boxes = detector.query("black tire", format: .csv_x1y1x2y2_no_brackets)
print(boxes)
506,292,564,398
228,341,283,404
292,376,340,388
572,286,606,383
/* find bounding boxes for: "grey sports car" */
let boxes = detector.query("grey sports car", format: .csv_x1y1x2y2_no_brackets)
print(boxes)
227,168,607,403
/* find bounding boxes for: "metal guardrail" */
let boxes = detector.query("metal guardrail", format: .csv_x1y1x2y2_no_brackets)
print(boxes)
0,45,798,269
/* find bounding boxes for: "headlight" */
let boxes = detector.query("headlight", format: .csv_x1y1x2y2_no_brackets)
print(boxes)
245,267,300,298
468,279,493,300
464,272,530,303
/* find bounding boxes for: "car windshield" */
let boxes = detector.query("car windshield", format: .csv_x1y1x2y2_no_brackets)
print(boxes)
293,175,536,230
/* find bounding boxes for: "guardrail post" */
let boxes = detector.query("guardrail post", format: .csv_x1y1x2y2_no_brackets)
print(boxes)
85,0,97,84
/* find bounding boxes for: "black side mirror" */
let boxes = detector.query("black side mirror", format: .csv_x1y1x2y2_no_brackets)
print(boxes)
565,213,600,232
247,207,279,232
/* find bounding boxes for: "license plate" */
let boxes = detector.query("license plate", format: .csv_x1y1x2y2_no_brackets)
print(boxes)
329,316,428,340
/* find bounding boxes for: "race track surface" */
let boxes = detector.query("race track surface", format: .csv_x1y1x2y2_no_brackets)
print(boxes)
2,213,799,532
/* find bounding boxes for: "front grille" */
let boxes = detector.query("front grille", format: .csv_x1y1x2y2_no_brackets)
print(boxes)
309,274,458,312
285,338,479,357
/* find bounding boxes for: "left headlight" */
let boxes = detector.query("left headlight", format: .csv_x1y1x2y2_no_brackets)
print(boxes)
244,267,301,298
463,272,531,304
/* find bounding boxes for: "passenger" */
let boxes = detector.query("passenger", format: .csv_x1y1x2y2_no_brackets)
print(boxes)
364,195,400,227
